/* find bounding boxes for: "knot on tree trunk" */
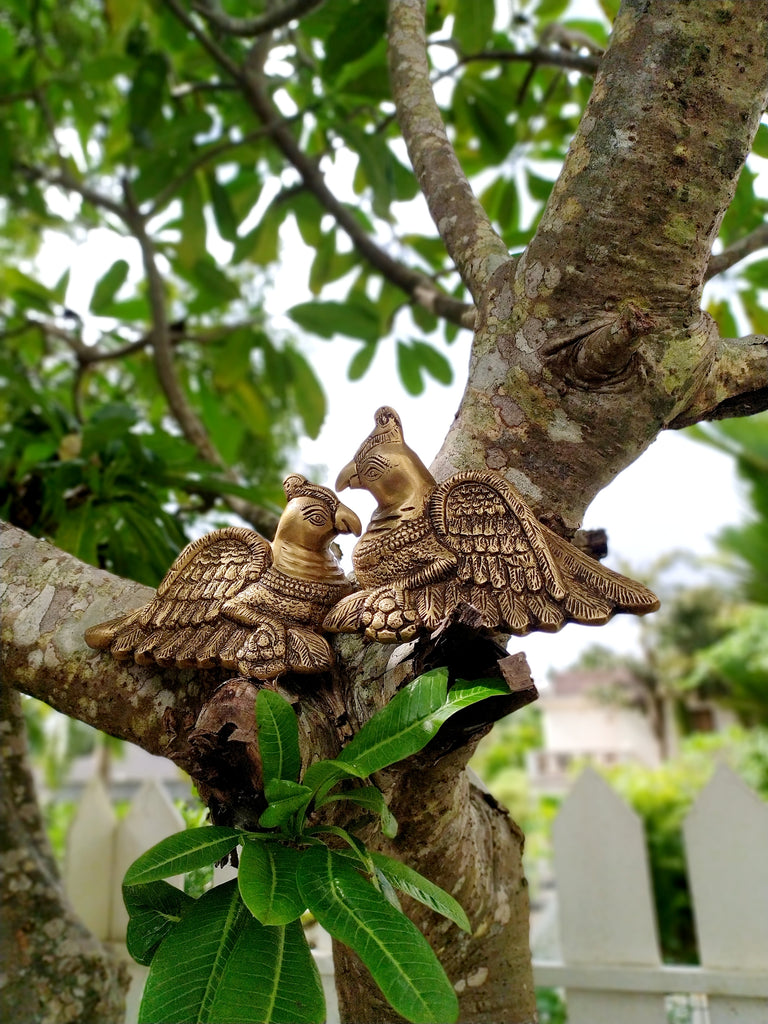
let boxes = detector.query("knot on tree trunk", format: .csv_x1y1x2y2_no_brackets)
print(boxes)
545,303,657,388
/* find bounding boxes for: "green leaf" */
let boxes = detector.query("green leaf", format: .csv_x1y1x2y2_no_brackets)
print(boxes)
302,758,367,800
411,340,453,386
238,840,305,925
288,297,381,343
336,670,511,776
256,688,301,785
128,51,168,145
369,852,471,933
348,342,377,381
138,880,249,1024
210,917,325,1023
233,201,281,265
753,123,768,158
706,298,739,339
123,826,242,886
323,0,386,78
260,780,313,829
124,879,195,966
739,258,768,288
318,785,398,838
535,0,571,23
53,501,98,566
286,348,327,439
207,171,239,242
297,846,458,1024
452,0,494,54
396,341,424,396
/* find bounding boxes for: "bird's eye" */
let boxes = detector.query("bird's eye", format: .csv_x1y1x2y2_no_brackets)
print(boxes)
302,503,329,526
362,454,389,481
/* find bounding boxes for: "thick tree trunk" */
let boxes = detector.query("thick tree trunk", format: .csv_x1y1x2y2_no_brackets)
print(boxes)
431,0,768,528
0,682,128,1023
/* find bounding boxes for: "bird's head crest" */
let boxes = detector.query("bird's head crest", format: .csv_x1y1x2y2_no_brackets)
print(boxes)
282,474,340,514
352,406,404,465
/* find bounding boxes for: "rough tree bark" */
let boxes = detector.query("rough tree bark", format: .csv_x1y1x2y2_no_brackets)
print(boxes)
2,2,767,1023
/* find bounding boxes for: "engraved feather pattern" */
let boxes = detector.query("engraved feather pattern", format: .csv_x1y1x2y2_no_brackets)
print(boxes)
86,477,362,681
323,407,659,644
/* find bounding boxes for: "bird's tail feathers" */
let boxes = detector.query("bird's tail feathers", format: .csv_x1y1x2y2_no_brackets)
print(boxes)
323,591,367,633
286,627,334,674
84,608,144,652
546,530,660,614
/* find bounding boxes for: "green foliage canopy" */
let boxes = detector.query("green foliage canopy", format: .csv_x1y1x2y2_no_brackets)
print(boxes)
4,0,765,586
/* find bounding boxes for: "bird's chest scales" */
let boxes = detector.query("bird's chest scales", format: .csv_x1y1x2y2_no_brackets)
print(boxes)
352,515,434,585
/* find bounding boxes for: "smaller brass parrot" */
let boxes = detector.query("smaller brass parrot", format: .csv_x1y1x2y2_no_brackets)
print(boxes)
323,407,660,643
85,474,361,680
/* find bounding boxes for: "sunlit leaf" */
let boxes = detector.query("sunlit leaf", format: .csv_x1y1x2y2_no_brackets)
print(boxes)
336,670,511,776
124,827,242,886
369,851,471,932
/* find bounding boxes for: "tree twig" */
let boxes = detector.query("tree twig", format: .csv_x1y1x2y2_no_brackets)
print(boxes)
705,223,768,281
192,0,324,37
669,333,768,427
17,163,127,220
429,43,600,81
388,0,511,301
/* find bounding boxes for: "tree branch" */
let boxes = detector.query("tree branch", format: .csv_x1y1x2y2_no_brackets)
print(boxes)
705,223,768,281
121,184,280,537
161,0,475,329
192,0,324,37
433,2,768,531
17,163,127,220
523,0,768,320
431,44,601,78
668,333,768,427
388,0,511,301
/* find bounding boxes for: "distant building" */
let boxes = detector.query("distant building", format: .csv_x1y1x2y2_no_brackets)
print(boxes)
527,665,733,792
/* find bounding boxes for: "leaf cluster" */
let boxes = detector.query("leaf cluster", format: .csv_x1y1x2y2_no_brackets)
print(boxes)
122,669,512,1023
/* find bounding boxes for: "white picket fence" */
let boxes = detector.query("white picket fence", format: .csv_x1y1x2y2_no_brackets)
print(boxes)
62,766,768,1024
533,764,768,1023
63,777,339,1024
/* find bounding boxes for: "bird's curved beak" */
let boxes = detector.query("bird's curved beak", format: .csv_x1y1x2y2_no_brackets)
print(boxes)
335,460,360,492
334,502,362,537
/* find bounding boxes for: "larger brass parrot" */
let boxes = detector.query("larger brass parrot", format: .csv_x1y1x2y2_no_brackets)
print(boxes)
85,474,361,680
323,407,659,643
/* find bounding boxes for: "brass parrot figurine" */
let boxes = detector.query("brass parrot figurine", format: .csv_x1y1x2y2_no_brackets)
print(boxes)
323,407,660,643
85,474,361,680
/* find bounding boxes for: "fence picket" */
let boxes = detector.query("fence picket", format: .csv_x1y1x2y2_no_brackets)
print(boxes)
110,779,185,939
63,775,116,941
548,766,666,1023
684,764,768,1024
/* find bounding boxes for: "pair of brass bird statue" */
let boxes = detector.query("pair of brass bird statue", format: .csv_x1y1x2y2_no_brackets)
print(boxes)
85,407,660,681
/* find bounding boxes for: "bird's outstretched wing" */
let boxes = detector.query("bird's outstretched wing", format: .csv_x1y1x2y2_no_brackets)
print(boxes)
428,471,569,634
431,470,658,634
85,526,274,671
